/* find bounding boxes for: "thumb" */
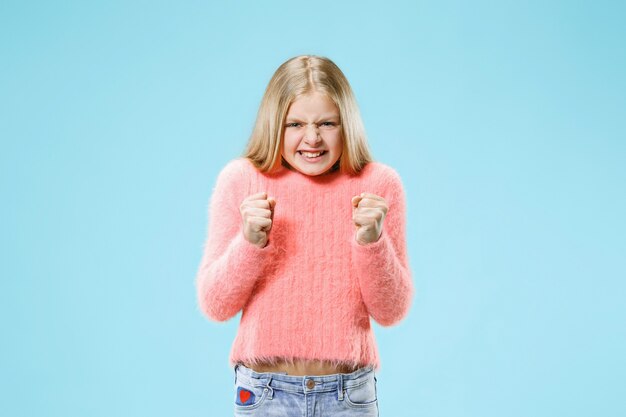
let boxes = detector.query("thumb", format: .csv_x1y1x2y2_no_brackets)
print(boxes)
268,197,276,214
352,196,361,230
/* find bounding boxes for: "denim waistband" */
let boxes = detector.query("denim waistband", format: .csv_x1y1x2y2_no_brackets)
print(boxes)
234,363,375,397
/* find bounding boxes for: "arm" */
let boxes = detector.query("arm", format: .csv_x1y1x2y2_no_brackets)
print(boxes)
195,160,276,322
351,168,415,326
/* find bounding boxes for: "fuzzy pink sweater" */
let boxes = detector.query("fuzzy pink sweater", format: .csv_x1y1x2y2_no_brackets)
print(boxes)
195,157,414,371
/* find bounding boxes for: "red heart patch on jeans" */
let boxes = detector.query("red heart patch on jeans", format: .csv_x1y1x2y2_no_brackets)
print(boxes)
240,389,251,403
237,387,255,405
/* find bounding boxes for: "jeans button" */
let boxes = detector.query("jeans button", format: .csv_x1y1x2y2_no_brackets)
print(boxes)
306,379,315,389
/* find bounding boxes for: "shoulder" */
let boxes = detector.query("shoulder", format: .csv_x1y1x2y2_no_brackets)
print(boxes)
216,157,257,182
361,161,405,189
212,158,247,194
221,157,250,173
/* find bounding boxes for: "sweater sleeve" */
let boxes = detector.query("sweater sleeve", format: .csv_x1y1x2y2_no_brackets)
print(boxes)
195,160,277,322
351,167,415,326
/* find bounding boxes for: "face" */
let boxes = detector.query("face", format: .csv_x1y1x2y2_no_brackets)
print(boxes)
281,91,343,176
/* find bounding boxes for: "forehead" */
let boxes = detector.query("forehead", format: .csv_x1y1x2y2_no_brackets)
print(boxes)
286,92,339,118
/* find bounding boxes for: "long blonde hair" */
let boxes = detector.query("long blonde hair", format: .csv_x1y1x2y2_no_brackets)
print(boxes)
243,55,374,175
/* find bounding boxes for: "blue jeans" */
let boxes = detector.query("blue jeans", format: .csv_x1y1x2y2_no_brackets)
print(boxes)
233,363,379,416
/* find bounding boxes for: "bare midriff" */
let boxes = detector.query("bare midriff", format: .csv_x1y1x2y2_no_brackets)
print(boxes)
243,358,360,376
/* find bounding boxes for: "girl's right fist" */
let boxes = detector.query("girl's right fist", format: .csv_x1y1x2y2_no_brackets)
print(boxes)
239,192,276,248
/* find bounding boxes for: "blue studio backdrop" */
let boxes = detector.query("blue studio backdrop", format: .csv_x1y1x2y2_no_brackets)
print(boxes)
1,1,624,416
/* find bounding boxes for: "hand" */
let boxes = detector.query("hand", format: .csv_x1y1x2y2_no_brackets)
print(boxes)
351,192,388,245
240,192,276,248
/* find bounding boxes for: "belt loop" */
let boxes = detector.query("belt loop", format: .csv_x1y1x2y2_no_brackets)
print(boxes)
338,374,344,401
265,375,274,399
234,364,238,385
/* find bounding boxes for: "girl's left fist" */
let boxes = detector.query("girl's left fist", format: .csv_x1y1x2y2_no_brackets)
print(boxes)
351,192,388,245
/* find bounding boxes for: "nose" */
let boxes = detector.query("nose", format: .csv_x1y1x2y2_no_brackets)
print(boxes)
304,124,321,144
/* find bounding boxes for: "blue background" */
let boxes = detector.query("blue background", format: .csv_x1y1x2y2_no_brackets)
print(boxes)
2,1,624,416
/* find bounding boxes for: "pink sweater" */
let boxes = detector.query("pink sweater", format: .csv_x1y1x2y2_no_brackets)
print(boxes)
195,157,414,371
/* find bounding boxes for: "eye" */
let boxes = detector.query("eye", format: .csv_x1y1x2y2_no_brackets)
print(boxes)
286,122,300,127
320,122,336,127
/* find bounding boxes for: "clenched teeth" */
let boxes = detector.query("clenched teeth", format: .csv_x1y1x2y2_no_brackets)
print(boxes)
300,151,324,157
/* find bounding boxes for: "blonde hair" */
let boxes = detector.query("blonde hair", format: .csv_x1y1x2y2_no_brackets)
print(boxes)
242,55,374,175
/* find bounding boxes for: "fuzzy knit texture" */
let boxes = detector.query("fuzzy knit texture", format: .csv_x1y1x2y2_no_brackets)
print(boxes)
195,157,414,372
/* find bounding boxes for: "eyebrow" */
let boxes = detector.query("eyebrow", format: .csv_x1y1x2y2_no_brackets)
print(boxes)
285,114,340,122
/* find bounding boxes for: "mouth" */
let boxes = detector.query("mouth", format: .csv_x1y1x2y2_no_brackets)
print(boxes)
298,150,327,162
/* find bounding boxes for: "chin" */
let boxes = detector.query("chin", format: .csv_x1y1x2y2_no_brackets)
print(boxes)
300,166,329,176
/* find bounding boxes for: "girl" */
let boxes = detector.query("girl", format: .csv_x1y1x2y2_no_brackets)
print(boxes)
195,55,414,416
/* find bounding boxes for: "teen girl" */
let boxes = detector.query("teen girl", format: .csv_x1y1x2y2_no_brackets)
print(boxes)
195,55,414,416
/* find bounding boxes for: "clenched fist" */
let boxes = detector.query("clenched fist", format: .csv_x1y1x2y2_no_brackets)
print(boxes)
240,192,276,248
351,192,388,245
